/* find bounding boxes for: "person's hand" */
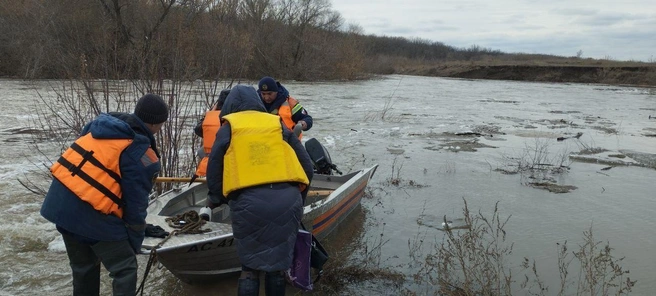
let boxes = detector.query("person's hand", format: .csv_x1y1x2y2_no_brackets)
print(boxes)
299,120,307,130
206,199,220,209
207,196,228,209
293,123,303,137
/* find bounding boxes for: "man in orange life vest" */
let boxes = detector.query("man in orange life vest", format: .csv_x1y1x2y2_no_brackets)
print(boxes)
194,89,230,177
40,94,168,296
257,77,313,138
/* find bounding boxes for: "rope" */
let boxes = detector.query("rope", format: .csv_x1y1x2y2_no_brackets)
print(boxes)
165,210,212,234
136,210,212,295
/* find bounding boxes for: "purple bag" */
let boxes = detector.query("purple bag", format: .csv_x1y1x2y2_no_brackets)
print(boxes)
286,229,313,291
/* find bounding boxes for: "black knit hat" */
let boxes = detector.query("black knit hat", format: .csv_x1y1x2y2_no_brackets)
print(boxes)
134,94,169,124
258,77,279,92
216,89,231,109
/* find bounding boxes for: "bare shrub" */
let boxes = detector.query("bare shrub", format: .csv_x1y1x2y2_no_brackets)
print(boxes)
19,79,223,194
385,156,404,187
364,77,403,122
573,228,635,295
574,137,608,155
409,200,635,295
521,226,635,295
434,200,513,295
381,157,425,188
497,138,571,179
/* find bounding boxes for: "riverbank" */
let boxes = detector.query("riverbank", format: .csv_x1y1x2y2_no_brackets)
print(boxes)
395,63,656,87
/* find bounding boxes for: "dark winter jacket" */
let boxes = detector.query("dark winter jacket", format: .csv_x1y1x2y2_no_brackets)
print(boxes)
41,113,161,252
258,82,313,130
206,85,314,271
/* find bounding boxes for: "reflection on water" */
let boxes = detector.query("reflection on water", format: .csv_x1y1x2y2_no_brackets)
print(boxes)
2,76,656,295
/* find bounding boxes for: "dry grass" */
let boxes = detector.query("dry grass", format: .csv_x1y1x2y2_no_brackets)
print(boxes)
408,199,635,295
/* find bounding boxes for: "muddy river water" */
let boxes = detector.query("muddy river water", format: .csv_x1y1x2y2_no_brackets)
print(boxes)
1,76,655,295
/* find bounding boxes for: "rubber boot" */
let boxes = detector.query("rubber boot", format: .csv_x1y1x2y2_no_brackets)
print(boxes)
238,277,259,296
264,271,286,296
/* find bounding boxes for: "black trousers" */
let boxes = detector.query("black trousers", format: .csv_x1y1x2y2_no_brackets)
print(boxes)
61,233,138,296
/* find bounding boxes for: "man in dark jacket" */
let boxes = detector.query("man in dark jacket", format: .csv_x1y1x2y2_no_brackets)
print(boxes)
206,85,314,295
257,76,313,134
40,94,168,296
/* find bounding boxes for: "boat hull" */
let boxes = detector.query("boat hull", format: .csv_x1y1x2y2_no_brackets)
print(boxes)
143,165,377,284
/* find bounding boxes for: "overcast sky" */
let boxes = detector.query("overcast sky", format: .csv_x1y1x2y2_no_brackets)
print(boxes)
330,0,656,61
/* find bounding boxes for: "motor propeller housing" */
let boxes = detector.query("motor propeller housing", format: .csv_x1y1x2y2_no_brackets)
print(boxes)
304,138,341,175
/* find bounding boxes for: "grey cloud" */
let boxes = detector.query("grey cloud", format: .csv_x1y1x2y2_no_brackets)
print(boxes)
551,8,599,16
572,13,635,26
332,0,656,61
364,18,459,36
448,29,655,61
383,26,420,35
423,20,460,32
511,24,545,31
635,17,656,26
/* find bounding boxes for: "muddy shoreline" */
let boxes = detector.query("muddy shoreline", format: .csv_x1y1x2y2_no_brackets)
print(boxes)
397,64,656,87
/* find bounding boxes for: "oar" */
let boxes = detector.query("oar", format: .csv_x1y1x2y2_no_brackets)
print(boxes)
155,177,333,196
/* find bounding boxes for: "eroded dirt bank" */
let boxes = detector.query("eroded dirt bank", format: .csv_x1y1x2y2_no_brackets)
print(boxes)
400,65,656,87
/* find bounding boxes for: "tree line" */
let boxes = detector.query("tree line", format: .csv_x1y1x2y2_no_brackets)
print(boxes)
0,0,506,81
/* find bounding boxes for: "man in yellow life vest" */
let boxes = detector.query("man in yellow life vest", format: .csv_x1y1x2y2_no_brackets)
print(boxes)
206,85,314,295
193,89,230,177
257,76,313,139
40,94,168,296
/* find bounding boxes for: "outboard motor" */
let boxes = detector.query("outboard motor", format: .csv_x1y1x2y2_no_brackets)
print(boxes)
304,138,342,175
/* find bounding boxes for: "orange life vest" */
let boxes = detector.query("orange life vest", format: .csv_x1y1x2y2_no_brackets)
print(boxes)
50,133,133,218
195,110,222,176
272,97,302,140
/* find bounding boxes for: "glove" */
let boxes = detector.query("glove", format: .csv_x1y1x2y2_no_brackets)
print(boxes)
145,224,169,238
206,198,226,209
206,192,228,209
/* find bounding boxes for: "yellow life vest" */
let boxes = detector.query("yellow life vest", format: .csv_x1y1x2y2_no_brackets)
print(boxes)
50,133,133,218
222,111,309,196
195,110,222,176
272,97,302,140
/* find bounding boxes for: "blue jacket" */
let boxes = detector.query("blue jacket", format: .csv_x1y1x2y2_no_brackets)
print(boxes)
258,83,314,130
41,113,161,252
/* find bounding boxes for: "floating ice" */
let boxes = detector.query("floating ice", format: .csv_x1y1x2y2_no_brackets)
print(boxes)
47,236,66,253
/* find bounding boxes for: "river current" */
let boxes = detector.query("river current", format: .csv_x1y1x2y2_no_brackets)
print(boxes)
1,76,655,295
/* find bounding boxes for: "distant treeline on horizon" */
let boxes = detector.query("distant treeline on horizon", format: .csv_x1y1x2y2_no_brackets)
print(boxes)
0,0,641,81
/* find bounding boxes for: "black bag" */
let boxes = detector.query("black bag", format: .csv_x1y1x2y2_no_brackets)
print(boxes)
144,224,169,238
310,235,329,281
301,223,329,283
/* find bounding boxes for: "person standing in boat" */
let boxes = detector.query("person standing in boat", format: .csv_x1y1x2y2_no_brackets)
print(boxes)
40,94,168,296
257,76,313,139
206,85,314,295
193,88,230,177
